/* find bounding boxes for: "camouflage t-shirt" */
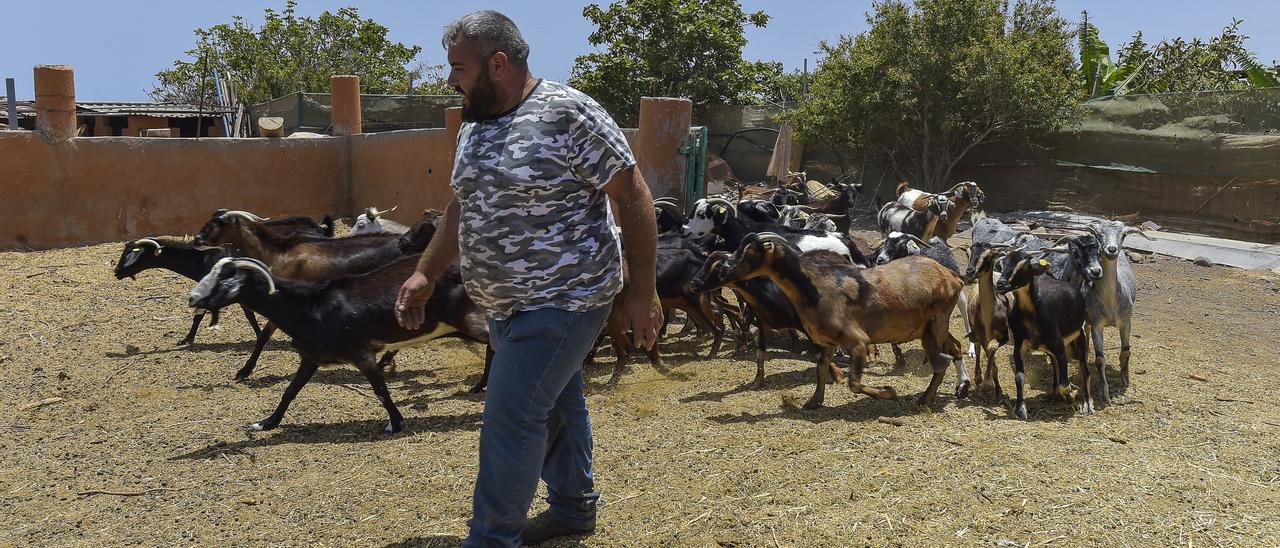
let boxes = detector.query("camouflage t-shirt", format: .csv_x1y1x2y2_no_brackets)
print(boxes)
450,80,634,319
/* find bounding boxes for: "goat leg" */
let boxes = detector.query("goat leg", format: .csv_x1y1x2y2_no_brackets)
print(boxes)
753,326,769,388
846,343,897,400
802,347,831,410
470,344,494,393
376,350,399,376
353,354,405,434
1072,331,1094,415
235,322,277,382
1091,324,1110,405
241,305,262,337
178,313,204,345
1012,341,1029,420
918,338,948,407
1119,322,1133,390
251,357,319,431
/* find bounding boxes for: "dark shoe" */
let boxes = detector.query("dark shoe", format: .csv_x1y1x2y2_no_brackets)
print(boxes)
521,510,594,545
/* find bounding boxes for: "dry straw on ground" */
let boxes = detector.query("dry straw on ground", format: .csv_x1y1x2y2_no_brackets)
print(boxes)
2,233,1279,546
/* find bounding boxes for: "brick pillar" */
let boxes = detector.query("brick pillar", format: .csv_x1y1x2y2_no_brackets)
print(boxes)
636,97,692,203
33,65,76,143
330,75,362,136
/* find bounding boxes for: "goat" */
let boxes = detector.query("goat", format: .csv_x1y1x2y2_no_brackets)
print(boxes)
113,238,260,344
204,209,335,240
684,197,871,267
350,205,409,236
876,197,951,241
690,251,845,388
802,212,838,233
653,198,687,235
971,217,1021,246
189,256,488,433
895,182,985,238
193,210,441,380
994,247,1093,420
961,241,1014,396
713,233,965,409
868,232,974,396
1082,220,1153,403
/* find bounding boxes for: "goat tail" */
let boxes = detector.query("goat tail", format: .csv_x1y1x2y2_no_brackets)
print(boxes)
321,215,336,237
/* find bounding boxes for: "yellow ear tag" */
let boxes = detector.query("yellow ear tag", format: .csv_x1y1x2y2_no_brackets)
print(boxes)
1039,259,1049,267
131,247,142,253
715,206,727,214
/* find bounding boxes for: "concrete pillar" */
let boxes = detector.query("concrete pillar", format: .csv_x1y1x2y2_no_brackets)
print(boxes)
444,106,462,166
33,64,76,143
636,97,692,202
330,75,362,136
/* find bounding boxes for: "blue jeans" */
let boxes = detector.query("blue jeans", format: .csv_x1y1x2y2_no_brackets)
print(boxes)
463,305,610,547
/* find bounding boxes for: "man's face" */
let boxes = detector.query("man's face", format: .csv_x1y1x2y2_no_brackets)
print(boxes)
447,38,502,122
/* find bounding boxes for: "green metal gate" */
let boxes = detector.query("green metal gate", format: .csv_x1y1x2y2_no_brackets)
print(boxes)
681,126,708,214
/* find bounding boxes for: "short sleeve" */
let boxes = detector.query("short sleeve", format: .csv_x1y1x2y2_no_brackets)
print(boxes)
566,95,637,190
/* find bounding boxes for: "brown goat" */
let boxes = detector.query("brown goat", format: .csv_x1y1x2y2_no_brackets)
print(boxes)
716,233,965,409
961,241,1012,395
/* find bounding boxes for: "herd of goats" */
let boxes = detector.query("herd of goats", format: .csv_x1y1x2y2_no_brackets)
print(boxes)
110,175,1153,433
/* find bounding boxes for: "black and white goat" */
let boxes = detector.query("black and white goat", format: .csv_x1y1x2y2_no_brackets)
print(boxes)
349,205,409,236
189,256,488,433
876,196,951,240
683,197,870,266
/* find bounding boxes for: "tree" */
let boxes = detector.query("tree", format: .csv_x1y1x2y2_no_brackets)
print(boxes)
150,1,447,105
789,0,1081,190
569,0,775,125
1080,15,1279,98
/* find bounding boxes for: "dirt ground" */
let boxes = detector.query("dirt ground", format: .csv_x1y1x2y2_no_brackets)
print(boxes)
3,236,1279,547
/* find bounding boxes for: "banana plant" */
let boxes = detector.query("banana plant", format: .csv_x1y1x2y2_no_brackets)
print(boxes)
1079,11,1144,98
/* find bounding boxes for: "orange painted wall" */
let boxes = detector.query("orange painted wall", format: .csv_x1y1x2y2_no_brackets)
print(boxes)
348,129,457,220
0,132,347,249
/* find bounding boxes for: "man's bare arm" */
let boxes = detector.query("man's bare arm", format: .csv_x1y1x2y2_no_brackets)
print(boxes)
396,198,461,330
603,167,662,348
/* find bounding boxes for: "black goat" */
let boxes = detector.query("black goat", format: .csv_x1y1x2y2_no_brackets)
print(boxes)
113,238,261,344
189,256,488,433
995,247,1093,420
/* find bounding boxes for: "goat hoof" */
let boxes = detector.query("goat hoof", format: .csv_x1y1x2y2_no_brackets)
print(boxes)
383,421,402,434
1078,400,1095,415
954,380,971,399
751,378,766,390
1013,403,1029,421
469,383,486,394
248,419,277,432
177,337,195,346
801,398,823,410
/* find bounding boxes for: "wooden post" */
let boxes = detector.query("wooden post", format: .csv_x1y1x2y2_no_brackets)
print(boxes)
330,75,362,136
636,97,692,201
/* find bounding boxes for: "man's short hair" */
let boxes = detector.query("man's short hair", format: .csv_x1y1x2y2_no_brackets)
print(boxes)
442,11,530,69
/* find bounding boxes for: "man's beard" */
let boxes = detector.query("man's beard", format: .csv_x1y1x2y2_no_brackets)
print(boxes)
459,70,503,122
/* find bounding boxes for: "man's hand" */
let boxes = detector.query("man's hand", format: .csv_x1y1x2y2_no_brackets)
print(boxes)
395,272,436,330
621,288,663,350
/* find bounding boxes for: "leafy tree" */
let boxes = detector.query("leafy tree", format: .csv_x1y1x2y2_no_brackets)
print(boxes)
789,0,1081,190
569,0,775,125
1080,15,1279,98
150,1,447,105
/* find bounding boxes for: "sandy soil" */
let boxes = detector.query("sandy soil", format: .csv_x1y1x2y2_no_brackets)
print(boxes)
2,238,1279,547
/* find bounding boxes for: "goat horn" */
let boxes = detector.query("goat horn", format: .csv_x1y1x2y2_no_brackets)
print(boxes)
220,210,270,222
943,181,970,195
653,200,683,215
133,238,163,254
229,258,277,295
653,197,680,205
754,232,790,245
904,234,931,248
705,197,737,217
870,238,885,249
1040,245,1069,254
367,205,398,219
1124,226,1156,241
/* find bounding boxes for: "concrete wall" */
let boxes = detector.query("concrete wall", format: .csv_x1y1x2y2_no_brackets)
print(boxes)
0,131,347,249
349,129,457,217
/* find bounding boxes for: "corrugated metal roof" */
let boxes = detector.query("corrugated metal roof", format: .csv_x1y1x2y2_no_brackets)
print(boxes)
0,100,230,119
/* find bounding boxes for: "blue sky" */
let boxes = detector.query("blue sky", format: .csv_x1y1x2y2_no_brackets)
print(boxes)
2,1,1277,102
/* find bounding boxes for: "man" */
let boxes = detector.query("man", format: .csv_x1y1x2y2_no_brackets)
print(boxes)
394,10,662,547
